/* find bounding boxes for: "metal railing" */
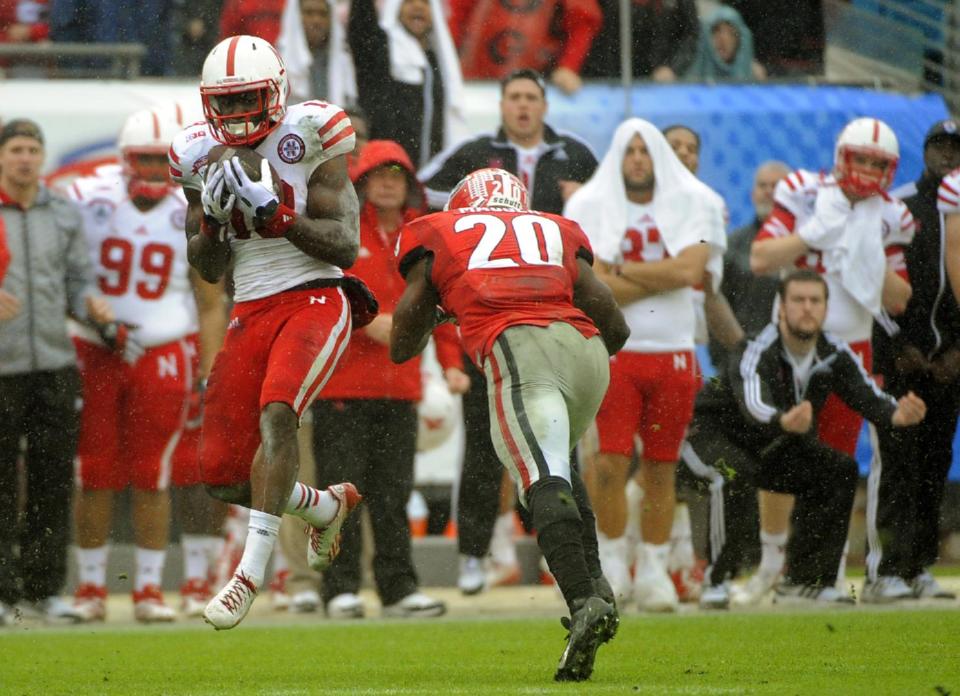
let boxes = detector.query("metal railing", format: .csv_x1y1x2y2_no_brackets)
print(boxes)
0,42,146,80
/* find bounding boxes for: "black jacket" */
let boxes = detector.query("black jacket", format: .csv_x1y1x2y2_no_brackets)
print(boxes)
694,323,898,452
874,175,960,375
349,0,444,168
418,124,597,213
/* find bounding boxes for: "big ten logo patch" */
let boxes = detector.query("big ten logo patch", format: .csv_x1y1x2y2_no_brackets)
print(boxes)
89,198,115,226
170,206,187,231
278,134,306,164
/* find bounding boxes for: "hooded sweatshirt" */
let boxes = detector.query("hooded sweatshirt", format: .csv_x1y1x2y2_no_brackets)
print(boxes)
321,140,462,400
686,6,755,80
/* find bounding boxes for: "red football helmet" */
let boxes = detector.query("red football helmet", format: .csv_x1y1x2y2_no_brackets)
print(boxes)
834,117,899,198
117,108,182,201
445,168,529,211
200,35,288,146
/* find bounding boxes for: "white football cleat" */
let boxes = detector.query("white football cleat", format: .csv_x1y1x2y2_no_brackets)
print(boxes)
307,483,362,572
731,569,780,607
326,592,365,619
180,578,212,618
699,582,730,610
67,584,108,623
457,555,486,595
204,571,259,630
290,589,321,613
910,571,956,599
633,544,678,612
133,585,176,623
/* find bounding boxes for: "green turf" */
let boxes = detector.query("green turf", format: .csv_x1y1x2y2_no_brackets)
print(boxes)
2,610,958,695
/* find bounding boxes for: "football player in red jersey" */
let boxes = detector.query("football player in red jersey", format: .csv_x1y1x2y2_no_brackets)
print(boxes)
391,168,629,682
170,35,374,629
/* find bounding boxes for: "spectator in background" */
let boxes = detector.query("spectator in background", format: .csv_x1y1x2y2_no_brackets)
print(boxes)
687,5,765,81
313,140,465,619
581,0,698,82
49,0,171,76
277,0,356,105
866,120,960,602
171,0,222,77
418,69,597,595
0,119,112,624
349,0,467,169
219,0,283,43
448,0,601,95
709,160,790,369
723,0,824,76
0,0,49,43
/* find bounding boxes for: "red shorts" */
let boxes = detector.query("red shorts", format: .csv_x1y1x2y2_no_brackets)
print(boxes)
74,336,193,491
818,339,872,456
595,350,698,462
200,287,351,487
171,335,202,487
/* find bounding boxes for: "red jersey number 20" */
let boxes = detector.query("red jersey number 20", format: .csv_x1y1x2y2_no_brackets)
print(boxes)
455,213,563,270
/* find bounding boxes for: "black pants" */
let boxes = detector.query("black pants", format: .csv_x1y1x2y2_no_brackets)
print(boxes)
869,370,960,581
0,368,80,605
456,356,503,557
312,399,419,606
685,425,858,588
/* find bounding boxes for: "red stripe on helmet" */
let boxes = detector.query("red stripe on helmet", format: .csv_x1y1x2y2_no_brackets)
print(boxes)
225,36,241,76
175,103,183,126
872,119,880,143
151,111,161,139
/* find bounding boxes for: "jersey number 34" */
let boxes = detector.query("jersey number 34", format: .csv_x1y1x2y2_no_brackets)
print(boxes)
455,214,563,270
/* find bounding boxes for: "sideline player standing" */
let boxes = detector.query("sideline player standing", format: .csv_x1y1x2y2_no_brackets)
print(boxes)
563,118,727,611
169,35,372,629
66,107,199,623
748,117,914,602
391,168,629,681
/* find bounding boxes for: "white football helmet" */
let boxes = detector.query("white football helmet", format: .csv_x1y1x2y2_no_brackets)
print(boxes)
417,373,457,452
200,35,289,146
117,108,182,201
834,117,899,198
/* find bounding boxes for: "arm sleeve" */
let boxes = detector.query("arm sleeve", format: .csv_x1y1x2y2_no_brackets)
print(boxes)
728,335,784,438
433,323,464,370
418,139,480,210
830,341,898,426
556,0,603,73
61,204,96,320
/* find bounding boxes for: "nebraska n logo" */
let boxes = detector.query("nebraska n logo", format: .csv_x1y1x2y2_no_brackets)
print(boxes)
673,353,688,371
310,296,326,305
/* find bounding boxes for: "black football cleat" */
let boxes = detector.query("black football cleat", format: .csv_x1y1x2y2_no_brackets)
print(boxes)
554,596,619,682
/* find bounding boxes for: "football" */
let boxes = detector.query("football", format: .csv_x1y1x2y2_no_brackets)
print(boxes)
205,145,281,209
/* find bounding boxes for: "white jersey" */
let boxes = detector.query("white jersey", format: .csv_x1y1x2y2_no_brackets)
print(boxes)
937,168,960,213
760,169,915,343
169,101,356,302
68,171,196,348
619,201,696,353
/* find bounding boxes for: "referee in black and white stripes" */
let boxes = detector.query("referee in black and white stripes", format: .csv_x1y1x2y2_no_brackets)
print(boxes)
684,269,926,608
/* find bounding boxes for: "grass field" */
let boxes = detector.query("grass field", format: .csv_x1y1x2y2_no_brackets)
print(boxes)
2,608,958,695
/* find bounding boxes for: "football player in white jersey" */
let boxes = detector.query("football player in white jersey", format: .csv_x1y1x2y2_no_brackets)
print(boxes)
66,106,213,623
746,117,914,604
169,34,370,630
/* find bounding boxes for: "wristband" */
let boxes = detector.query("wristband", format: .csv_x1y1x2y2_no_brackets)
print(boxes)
201,216,223,240
260,203,297,238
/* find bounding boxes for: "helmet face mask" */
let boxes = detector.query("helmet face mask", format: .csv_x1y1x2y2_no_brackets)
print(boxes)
834,118,899,198
445,168,529,211
117,108,181,202
200,36,288,146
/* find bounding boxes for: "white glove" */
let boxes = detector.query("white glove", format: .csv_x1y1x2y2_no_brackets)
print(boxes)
201,163,235,225
222,156,279,224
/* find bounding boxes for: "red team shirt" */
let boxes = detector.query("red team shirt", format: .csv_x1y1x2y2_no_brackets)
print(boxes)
395,208,599,366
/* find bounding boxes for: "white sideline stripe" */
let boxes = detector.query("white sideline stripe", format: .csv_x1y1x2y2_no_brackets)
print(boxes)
292,290,350,414
681,442,726,563
740,325,779,422
864,423,884,583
